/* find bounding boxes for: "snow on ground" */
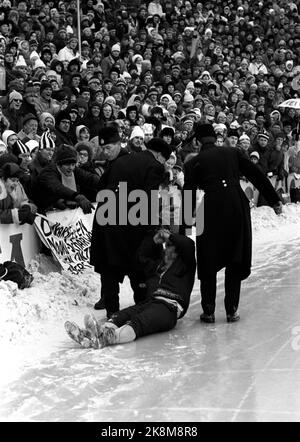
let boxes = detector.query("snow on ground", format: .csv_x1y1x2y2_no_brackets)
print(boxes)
1,203,300,389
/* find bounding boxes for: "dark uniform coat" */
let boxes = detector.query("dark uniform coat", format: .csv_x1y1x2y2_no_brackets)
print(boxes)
90,150,166,275
183,144,280,280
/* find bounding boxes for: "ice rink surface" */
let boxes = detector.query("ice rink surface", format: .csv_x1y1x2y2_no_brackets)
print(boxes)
0,210,300,422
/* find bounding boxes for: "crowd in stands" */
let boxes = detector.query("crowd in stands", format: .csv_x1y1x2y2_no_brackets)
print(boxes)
1,0,300,226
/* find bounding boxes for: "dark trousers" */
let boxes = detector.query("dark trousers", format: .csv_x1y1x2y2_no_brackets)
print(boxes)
101,268,147,315
110,298,178,339
200,265,241,315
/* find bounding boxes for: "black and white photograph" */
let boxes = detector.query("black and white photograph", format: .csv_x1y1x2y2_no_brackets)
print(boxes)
0,0,300,425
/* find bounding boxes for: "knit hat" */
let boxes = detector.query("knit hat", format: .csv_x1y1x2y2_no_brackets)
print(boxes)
146,138,172,160
250,151,260,160
0,163,22,180
9,90,23,103
142,123,154,136
55,145,77,165
130,126,145,140
39,129,55,150
257,132,269,140
15,55,27,67
2,130,17,146
111,43,121,52
98,125,120,146
183,90,194,103
11,140,31,157
239,134,250,142
213,123,227,133
25,140,39,152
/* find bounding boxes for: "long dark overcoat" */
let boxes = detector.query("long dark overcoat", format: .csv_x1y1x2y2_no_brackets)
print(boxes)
183,144,280,280
90,150,165,275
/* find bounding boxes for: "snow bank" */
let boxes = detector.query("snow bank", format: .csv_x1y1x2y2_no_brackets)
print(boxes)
0,203,299,365
0,256,100,347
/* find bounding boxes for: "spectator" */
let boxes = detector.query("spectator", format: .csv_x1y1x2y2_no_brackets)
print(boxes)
0,162,36,225
18,113,40,143
3,90,23,132
55,111,74,146
34,144,100,212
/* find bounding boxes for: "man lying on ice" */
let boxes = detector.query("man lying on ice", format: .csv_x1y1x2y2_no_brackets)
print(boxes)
64,228,196,349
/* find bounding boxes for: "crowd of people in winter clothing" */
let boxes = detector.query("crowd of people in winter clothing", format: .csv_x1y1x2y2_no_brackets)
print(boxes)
1,0,300,226
0,0,297,349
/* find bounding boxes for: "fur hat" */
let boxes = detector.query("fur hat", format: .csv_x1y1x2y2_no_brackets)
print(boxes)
55,145,77,165
160,127,175,138
40,112,55,128
98,125,120,146
56,111,71,125
0,162,22,179
194,123,216,141
146,138,172,160
23,113,38,125
227,128,239,138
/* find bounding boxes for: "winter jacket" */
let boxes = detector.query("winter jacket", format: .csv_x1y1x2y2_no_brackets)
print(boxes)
267,149,285,180
0,179,30,224
3,107,23,133
54,127,74,147
34,164,101,210
137,233,196,318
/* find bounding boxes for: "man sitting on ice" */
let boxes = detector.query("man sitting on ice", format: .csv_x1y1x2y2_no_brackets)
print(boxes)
64,228,196,349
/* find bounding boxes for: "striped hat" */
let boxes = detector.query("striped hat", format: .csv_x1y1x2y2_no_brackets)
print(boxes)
11,140,30,157
39,129,55,150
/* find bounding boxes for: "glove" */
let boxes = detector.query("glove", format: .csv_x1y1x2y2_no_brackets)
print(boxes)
273,201,283,215
18,205,36,225
74,194,94,214
54,199,67,210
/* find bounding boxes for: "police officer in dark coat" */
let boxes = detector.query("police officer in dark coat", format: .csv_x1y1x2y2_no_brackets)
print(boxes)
182,124,282,323
90,125,172,318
